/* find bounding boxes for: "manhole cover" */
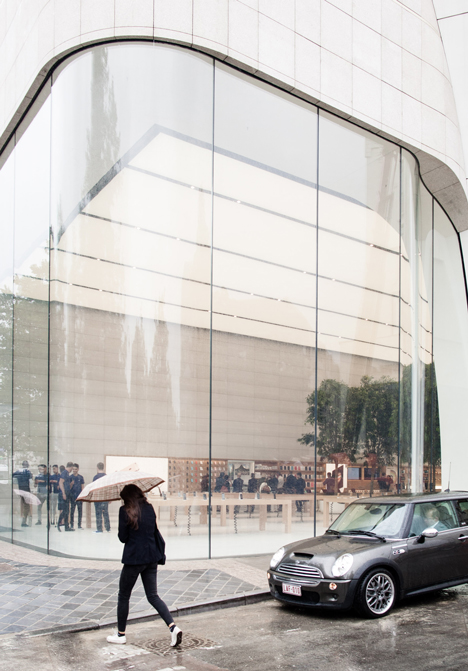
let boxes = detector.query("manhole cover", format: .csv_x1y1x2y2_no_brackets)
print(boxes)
138,634,218,656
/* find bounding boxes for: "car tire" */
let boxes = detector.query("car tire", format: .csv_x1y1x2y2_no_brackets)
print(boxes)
356,569,396,618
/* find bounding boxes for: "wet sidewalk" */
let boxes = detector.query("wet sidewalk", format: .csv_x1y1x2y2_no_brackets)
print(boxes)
0,542,269,636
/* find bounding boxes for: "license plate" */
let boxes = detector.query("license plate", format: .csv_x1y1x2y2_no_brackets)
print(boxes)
282,583,301,596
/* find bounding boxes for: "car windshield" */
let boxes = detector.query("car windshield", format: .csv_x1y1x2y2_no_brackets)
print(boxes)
328,502,407,538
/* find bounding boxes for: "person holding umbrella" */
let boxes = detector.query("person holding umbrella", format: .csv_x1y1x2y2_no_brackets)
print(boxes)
106,484,182,647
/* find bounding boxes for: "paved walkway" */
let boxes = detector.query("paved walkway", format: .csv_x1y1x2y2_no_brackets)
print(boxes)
0,542,268,636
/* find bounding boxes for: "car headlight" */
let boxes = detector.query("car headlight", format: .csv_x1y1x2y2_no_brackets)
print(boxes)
270,546,286,569
331,553,353,577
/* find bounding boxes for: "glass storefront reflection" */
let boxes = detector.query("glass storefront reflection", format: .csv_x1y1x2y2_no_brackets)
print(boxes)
0,42,466,559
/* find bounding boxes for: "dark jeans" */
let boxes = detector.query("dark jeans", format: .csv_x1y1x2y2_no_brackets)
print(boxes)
58,494,72,529
117,563,173,632
70,498,82,528
94,501,110,531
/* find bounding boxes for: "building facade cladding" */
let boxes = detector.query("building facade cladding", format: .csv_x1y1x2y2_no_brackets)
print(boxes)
0,3,467,561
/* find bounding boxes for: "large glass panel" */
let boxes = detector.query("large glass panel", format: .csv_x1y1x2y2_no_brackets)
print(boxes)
433,202,468,491
212,64,318,556
49,45,213,558
400,153,434,493
0,148,14,542
318,111,400,509
12,97,51,550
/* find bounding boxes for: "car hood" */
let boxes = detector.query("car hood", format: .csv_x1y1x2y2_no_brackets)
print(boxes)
276,534,391,579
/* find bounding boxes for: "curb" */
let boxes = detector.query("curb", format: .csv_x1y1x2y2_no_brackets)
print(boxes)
15,589,272,639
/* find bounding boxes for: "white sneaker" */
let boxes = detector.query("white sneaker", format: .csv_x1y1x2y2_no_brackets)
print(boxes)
170,626,182,647
107,633,126,644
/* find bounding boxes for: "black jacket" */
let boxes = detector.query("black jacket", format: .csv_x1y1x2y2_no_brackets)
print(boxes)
118,502,163,565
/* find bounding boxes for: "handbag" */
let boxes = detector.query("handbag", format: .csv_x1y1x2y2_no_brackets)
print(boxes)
155,525,166,565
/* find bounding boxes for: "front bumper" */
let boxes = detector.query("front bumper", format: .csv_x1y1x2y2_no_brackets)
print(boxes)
268,570,357,610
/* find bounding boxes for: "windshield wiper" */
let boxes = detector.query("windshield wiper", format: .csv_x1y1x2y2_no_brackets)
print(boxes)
345,530,387,542
325,529,341,536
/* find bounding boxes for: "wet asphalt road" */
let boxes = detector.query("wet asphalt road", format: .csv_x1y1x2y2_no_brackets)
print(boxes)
1,586,468,671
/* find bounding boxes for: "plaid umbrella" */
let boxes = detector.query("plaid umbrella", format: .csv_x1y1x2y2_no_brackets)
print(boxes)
77,471,164,503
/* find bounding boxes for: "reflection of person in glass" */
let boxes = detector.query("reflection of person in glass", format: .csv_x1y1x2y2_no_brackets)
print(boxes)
57,462,74,531
13,460,33,527
69,463,85,529
49,465,60,525
94,462,111,533
106,484,182,647
35,464,49,525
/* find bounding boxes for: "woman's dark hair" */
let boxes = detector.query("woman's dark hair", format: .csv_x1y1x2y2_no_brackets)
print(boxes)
120,484,147,529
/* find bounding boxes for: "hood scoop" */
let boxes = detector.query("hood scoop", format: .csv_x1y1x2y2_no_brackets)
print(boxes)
293,552,314,560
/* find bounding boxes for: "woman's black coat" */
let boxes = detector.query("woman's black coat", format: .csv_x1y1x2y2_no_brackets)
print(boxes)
118,502,163,565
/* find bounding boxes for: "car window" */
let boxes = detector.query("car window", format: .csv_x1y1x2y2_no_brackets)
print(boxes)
454,498,468,527
409,501,458,536
329,502,406,538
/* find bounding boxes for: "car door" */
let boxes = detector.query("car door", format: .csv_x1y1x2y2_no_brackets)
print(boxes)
452,497,468,579
405,500,461,591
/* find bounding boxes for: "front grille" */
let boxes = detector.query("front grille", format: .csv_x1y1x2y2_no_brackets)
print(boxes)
277,562,323,584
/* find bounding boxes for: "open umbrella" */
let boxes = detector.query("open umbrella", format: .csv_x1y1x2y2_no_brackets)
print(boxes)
14,489,41,506
77,470,164,503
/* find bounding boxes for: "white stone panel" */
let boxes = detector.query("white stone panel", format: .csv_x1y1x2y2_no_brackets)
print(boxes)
115,0,154,37
382,37,402,89
320,49,352,111
352,0,381,32
294,34,320,95
54,0,81,50
81,0,115,36
259,0,294,30
259,13,295,82
402,49,422,100
295,0,320,45
353,18,381,78
382,81,402,134
353,67,381,121
193,0,229,53
321,0,352,62
228,0,259,67
381,0,402,45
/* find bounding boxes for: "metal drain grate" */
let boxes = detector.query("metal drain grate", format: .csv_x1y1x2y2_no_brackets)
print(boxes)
138,634,218,656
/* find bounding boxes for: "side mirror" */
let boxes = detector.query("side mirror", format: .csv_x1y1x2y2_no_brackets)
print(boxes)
417,527,438,543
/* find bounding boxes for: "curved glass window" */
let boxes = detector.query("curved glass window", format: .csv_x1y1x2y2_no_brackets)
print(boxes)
0,42,467,559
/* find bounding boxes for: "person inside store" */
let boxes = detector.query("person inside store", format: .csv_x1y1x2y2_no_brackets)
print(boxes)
285,471,297,494
232,474,244,493
34,464,49,526
49,465,60,525
13,460,33,527
106,484,182,647
214,472,226,493
322,472,335,495
267,473,279,494
94,462,111,533
295,472,306,512
69,463,85,529
57,462,74,531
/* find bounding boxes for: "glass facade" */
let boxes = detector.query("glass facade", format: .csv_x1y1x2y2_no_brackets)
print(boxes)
0,43,467,560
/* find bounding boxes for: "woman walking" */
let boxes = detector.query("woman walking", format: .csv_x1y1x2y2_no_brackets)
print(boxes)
107,484,182,647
